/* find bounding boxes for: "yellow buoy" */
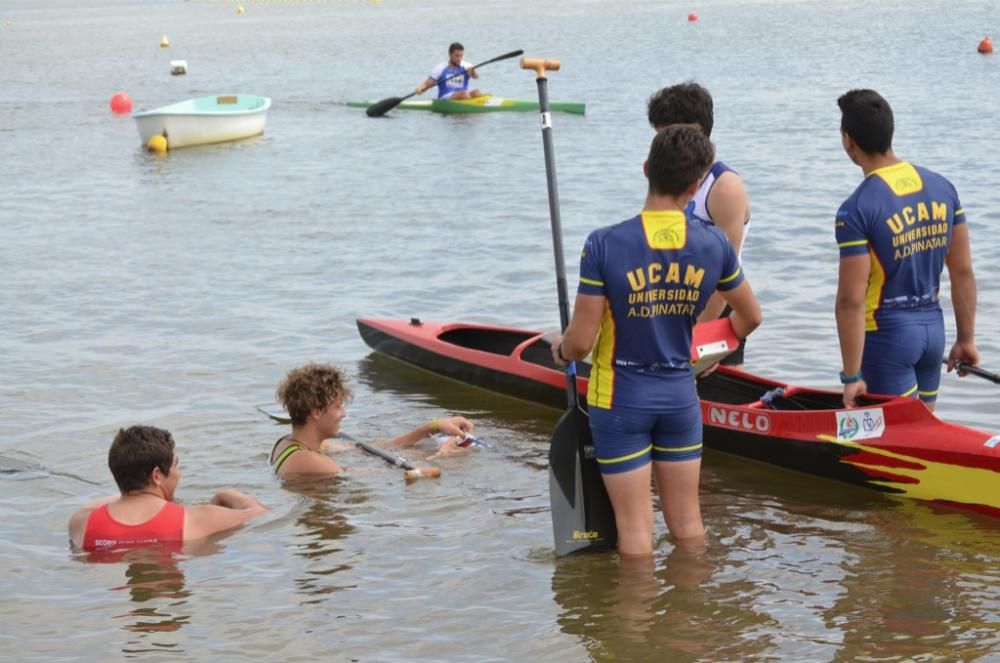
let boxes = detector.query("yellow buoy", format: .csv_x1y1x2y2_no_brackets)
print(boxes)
237,5,245,12
147,135,168,153
160,34,169,48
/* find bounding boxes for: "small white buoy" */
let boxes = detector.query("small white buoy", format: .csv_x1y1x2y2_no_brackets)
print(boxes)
237,5,245,13
170,60,188,76
160,34,170,48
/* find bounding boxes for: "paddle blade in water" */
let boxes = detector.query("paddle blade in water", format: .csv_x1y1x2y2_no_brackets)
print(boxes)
366,96,405,118
549,405,617,556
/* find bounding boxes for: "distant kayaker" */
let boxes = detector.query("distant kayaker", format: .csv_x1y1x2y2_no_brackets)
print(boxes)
68,425,267,552
834,89,978,410
648,82,752,369
269,362,475,477
414,42,484,100
551,126,762,556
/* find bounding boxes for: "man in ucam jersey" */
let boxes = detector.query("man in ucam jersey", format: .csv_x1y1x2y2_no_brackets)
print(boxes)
68,426,267,551
835,89,978,411
414,42,483,100
550,126,761,556
648,82,752,368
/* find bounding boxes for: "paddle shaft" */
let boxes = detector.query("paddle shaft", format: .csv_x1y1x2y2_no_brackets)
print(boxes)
943,359,1000,384
354,439,414,469
528,63,575,408
366,49,524,117
353,439,441,480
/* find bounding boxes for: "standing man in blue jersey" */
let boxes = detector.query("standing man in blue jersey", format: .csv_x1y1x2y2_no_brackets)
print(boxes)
648,82,752,368
415,43,483,100
835,89,978,410
550,126,761,556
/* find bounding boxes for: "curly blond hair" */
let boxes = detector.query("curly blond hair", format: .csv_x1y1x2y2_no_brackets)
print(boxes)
276,363,353,425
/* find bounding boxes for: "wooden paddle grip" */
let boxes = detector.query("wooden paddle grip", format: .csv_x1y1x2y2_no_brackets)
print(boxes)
404,466,442,482
520,58,561,76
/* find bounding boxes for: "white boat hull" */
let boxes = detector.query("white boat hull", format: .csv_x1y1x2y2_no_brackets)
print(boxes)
133,95,270,149
135,112,268,149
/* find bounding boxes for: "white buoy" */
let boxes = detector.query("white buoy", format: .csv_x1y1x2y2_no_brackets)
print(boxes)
160,34,170,48
170,60,188,76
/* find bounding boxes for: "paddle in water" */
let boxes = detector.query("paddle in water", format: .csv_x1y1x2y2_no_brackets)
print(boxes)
255,406,441,481
942,359,1000,384
353,439,441,482
521,57,616,556
365,49,524,118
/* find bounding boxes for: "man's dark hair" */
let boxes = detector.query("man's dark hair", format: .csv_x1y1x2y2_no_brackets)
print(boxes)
108,425,175,493
448,42,464,54
838,89,894,154
647,125,715,197
647,82,714,136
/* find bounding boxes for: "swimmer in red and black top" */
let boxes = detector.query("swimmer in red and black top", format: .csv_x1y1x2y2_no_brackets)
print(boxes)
834,89,979,410
551,125,762,557
68,425,267,552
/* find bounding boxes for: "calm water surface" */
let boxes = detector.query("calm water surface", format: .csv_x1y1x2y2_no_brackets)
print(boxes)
1,0,998,660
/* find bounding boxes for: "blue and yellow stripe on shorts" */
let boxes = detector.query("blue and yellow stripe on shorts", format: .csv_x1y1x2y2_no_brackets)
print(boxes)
652,440,703,462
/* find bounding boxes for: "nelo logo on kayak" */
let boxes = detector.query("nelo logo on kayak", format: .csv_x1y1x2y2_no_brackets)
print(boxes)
707,407,771,433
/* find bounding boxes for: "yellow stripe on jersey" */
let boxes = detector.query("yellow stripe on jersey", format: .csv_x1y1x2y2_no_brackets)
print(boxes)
588,302,616,409
917,388,939,397
640,210,687,249
865,246,886,332
872,162,924,196
900,384,918,397
718,266,741,284
955,208,965,217
580,277,604,287
838,239,869,248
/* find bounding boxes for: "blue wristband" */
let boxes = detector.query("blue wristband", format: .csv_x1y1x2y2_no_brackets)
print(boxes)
839,370,863,384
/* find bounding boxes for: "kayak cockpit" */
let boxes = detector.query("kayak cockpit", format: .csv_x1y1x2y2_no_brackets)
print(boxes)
699,368,894,411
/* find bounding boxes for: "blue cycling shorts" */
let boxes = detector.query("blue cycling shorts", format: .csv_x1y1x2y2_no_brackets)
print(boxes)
862,320,945,403
588,405,703,475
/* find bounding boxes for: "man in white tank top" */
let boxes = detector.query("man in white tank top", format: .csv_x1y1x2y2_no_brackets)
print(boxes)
648,82,752,368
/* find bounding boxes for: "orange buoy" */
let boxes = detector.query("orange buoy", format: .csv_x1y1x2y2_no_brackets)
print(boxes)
978,37,993,54
688,12,698,22
109,92,132,114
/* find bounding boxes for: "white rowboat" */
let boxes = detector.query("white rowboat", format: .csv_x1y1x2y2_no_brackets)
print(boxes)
133,94,271,149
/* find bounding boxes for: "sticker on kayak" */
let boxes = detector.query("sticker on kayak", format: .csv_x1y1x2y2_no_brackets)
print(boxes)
541,112,552,129
985,436,1000,449
836,408,885,441
485,97,503,106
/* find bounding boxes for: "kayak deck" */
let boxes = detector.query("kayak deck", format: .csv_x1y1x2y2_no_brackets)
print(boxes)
347,95,585,115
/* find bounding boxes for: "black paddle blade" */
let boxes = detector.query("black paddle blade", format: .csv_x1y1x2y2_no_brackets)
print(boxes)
366,96,406,118
549,406,617,556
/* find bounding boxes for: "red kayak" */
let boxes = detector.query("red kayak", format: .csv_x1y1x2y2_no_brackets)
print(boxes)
357,317,1000,518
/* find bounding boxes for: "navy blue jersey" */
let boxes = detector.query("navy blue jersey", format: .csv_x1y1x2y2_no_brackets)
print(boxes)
578,210,743,410
835,162,965,331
